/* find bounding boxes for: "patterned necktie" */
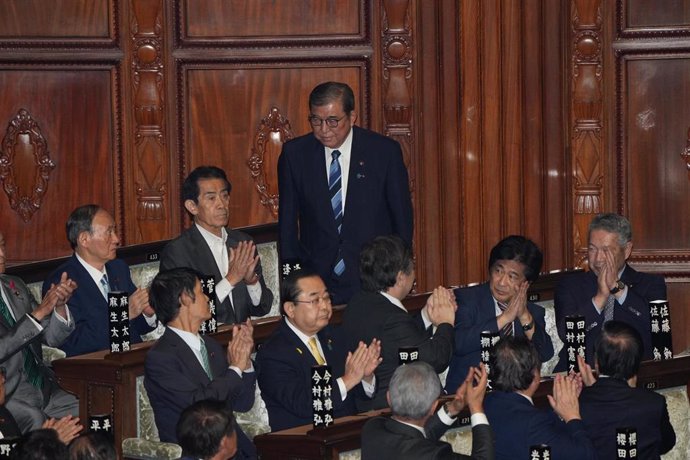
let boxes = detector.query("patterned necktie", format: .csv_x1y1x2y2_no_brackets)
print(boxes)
603,294,615,323
0,291,44,389
497,302,514,337
199,338,213,379
329,150,345,276
308,337,326,365
100,274,110,300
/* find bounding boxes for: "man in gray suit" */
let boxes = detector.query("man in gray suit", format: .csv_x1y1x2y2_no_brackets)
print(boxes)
0,231,80,432
160,166,273,324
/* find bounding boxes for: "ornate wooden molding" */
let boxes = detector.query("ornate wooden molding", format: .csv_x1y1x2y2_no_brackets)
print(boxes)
570,0,604,264
681,127,690,176
130,0,167,240
381,0,414,193
0,109,55,222
247,107,294,218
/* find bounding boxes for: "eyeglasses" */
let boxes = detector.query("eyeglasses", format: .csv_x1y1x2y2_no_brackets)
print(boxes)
293,295,332,307
308,114,347,128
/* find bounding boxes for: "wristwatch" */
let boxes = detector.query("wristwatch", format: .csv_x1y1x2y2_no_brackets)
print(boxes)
522,321,534,332
610,280,625,295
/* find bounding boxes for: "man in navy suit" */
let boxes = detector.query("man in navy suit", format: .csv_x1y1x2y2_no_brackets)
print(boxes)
43,205,156,357
484,337,596,460
256,269,380,431
343,235,456,411
554,213,667,371
579,321,675,459
161,166,273,324
176,399,238,460
278,81,413,305
144,268,257,459
445,236,553,393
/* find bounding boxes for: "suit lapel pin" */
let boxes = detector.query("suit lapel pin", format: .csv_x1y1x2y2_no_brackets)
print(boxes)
296,347,303,355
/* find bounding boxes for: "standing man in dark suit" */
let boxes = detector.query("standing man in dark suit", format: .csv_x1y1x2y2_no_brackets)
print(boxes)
578,321,675,459
161,166,273,324
361,361,494,460
342,235,456,411
256,269,380,431
144,268,257,459
43,205,156,356
278,81,413,305
484,337,596,460
446,236,553,393
0,231,80,433
554,213,666,371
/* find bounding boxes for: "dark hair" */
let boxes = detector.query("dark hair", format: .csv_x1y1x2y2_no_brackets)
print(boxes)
68,432,116,460
149,267,201,325
359,235,414,293
181,166,232,204
11,428,68,460
279,268,322,315
589,213,632,246
66,204,102,250
309,82,355,114
595,320,643,380
176,399,237,460
492,337,541,392
488,235,543,282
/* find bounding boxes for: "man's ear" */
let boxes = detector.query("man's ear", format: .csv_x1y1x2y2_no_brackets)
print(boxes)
283,301,296,319
386,391,391,408
183,199,198,216
623,241,633,260
349,110,358,125
77,230,90,248
179,290,193,308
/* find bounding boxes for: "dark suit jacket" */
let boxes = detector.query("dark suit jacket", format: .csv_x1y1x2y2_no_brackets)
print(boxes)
342,291,454,411
256,319,360,431
580,377,675,459
42,255,154,357
361,415,494,460
0,275,73,416
278,126,413,305
144,328,256,458
160,225,273,324
446,283,553,393
554,266,666,371
0,406,21,439
484,391,596,460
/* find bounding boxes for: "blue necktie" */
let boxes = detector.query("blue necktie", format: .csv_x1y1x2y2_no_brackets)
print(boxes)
329,150,345,276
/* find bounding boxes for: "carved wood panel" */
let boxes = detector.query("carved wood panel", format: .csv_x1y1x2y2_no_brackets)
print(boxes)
0,67,120,262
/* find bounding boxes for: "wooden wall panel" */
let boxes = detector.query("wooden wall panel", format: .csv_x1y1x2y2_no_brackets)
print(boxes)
0,0,114,44
620,55,690,252
0,68,119,262
179,64,365,229
182,0,364,40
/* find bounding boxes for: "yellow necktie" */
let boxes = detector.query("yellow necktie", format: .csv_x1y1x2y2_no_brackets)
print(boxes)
308,337,326,365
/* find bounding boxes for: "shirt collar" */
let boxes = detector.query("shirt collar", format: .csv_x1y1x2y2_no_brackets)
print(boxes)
284,316,317,348
392,418,427,438
380,291,406,312
325,126,354,159
168,326,203,353
75,252,107,286
195,223,227,246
